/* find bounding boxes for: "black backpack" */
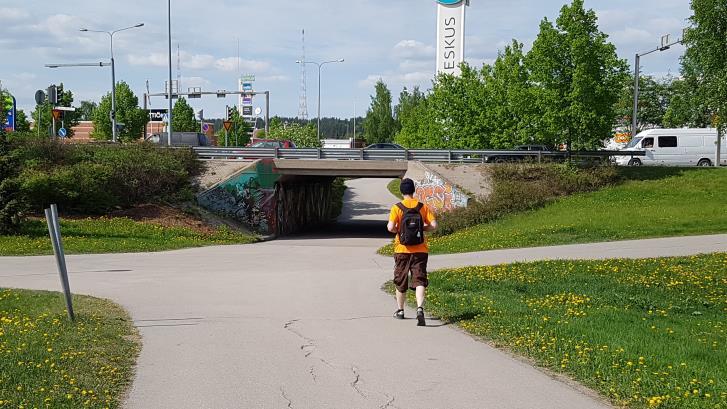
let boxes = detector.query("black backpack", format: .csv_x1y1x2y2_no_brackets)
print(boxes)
396,202,425,245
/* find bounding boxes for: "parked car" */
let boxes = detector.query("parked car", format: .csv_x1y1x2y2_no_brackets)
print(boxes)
614,128,726,167
147,132,210,147
486,144,552,163
365,143,405,150
246,139,296,149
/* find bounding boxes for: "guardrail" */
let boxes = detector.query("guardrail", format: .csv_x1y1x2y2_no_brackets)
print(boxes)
192,147,645,163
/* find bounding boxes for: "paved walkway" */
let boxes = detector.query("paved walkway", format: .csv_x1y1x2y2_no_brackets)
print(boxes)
1,179,725,408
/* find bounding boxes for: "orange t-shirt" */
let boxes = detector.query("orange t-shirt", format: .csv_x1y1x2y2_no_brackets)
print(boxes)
389,198,436,254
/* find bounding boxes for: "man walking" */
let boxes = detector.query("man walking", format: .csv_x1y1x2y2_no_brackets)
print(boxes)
387,178,438,326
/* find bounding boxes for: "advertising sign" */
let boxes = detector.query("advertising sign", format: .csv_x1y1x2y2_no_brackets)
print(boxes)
242,83,253,92
242,95,253,105
242,106,253,116
148,109,167,121
436,0,468,76
3,94,15,132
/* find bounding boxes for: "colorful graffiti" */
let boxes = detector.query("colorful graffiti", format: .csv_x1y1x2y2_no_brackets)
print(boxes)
414,171,468,213
197,160,280,236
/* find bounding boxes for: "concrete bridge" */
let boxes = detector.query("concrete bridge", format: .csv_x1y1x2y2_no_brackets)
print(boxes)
196,159,477,237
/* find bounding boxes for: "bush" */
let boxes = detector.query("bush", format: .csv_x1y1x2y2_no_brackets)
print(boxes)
434,163,620,237
8,140,203,214
0,136,27,234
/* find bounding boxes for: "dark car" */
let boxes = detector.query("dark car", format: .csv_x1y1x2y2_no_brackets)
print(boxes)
487,144,552,163
365,143,405,150
246,139,296,149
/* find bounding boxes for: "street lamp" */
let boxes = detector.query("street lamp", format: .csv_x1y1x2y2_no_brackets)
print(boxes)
632,33,683,137
296,58,345,140
80,23,144,143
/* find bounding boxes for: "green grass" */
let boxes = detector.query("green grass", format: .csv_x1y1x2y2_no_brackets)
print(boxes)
0,288,140,408
381,167,727,255
392,254,726,408
0,217,257,256
387,178,403,199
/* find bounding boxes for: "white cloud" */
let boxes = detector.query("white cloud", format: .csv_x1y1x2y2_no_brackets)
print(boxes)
259,75,290,82
0,8,30,20
128,52,216,70
179,76,210,89
393,40,435,60
214,58,271,73
128,53,168,67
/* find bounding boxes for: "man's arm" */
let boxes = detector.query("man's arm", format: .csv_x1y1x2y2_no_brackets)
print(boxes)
424,219,438,232
387,220,398,234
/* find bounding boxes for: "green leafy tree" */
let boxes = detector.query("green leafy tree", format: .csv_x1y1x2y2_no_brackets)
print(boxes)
14,109,31,132
363,80,397,144
77,101,97,121
527,0,629,149
31,83,79,138
0,88,25,234
225,108,253,146
268,119,320,148
487,41,539,148
680,0,727,133
426,63,494,149
92,81,149,142
663,75,711,128
615,75,673,134
172,98,199,132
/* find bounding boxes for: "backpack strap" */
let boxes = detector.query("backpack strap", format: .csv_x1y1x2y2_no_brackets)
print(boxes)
414,202,424,213
396,202,408,212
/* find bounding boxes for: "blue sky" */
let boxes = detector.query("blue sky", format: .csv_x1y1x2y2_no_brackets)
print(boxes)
0,0,691,120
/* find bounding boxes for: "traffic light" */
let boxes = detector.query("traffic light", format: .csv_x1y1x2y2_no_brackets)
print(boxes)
226,105,237,120
57,84,64,100
47,85,57,105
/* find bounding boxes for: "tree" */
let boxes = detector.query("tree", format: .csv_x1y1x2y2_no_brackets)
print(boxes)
14,109,31,132
615,75,673,134
663,76,711,128
30,83,80,138
486,41,539,148
225,108,253,146
527,0,629,149
680,0,727,133
172,98,199,132
268,119,320,148
0,88,25,234
77,101,97,121
92,81,149,142
363,80,397,144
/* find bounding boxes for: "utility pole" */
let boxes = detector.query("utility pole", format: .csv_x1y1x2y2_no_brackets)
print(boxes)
167,0,173,146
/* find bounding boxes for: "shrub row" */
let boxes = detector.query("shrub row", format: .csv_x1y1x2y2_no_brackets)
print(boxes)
433,163,620,237
7,140,203,215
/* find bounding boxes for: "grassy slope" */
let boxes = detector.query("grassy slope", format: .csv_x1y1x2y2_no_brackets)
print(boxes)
387,179,403,200
396,254,727,409
404,167,727,255
0,289,140,408
0,218,257,256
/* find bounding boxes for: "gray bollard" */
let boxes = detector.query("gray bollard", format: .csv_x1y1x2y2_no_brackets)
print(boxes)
45,205,75,321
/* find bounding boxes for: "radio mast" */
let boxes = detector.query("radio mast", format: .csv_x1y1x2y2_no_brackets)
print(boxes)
298,29,309,120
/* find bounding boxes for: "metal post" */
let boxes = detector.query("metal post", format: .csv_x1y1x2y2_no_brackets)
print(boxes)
718,127,723,167
143,93,148,141
167,0,173,146
45,205,74,321
265,91,270,135
632,53,640,138
317,64,322,141
110,55,117,143
52,115,56,139
225,130,229,147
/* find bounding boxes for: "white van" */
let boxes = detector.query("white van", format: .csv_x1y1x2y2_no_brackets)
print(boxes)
615,128,727,167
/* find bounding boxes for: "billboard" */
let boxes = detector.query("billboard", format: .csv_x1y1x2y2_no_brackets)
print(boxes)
436,0,468,76
3,94,16,132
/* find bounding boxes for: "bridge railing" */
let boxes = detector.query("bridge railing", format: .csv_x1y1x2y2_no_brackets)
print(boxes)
192,147,645,163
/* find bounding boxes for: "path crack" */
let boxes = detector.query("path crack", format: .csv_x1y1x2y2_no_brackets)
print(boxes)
284,319,316,358
280,386,294,409
380,394,399,409
350,365,366,399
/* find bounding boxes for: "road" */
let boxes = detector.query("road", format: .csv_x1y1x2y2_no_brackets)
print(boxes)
2,178,725,408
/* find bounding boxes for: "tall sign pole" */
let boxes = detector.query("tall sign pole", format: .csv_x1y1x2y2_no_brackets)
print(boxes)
436,0,468,76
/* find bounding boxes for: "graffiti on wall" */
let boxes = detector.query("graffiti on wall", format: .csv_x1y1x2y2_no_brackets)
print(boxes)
414,171,468,213
197,160,280,236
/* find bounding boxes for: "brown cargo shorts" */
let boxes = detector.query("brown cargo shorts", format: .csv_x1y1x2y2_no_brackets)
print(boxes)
393,253,429,293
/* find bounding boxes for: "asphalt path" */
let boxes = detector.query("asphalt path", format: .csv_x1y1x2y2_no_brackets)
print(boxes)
2,178,725,408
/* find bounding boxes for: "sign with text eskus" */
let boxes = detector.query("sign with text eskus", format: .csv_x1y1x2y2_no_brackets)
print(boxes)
436,0,467,76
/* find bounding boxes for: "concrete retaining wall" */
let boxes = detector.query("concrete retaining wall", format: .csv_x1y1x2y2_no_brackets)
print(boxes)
197,160,340,237
405,162,470,214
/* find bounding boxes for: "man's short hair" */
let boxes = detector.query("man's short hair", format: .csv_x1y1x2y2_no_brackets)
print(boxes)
400,178,416,195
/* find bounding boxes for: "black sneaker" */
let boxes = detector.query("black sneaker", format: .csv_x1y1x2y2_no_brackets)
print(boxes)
393,309,405,320
416,307,426,327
